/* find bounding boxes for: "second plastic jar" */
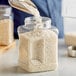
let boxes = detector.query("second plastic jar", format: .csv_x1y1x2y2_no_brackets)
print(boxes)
0,5,14,45
18,17,58,72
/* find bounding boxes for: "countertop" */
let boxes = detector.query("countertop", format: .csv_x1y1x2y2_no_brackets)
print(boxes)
0,39,76,76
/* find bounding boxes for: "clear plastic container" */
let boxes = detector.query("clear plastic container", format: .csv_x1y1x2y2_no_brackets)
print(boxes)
0,5,14,45
18,17,58,72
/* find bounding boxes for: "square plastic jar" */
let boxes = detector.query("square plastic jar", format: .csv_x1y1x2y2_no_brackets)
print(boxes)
18,17,58,72
0,5,14,45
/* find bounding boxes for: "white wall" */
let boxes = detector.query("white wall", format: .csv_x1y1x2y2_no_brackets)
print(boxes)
62,0,76,17
62,0,76,33
63,18,76,33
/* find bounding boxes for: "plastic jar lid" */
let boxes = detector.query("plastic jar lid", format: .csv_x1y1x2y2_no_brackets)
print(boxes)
0,5,12,16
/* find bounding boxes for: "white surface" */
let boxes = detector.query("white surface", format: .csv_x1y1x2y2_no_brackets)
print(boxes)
62,0,76,17
0,39,76,76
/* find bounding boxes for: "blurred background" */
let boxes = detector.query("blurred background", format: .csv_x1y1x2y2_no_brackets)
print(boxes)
0,0,64,39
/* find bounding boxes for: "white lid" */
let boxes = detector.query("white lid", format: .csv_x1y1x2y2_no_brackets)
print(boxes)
0,5,12,15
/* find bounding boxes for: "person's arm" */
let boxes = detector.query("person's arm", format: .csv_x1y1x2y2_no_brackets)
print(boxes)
32,0,64,38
